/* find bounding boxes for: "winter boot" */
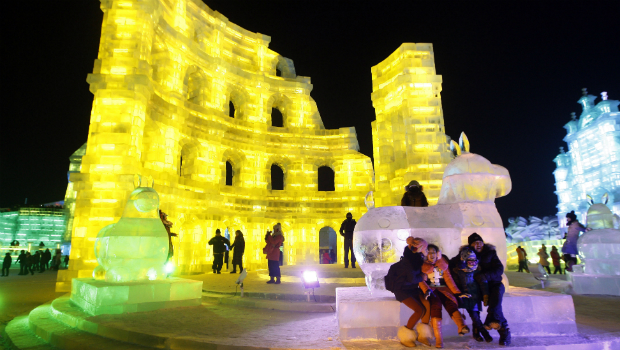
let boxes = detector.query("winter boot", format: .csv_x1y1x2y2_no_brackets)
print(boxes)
480,327,493,342
498,327,511,346
397,326,418,347
451,311,470,335
471,327,484,342
484,321,500,330
431,318,443,348
415,322,434,347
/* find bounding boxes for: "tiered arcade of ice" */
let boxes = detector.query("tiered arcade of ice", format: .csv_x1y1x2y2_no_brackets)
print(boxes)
571,194,620,295
57,0,374,292
553,90,620,230
354,136,512,293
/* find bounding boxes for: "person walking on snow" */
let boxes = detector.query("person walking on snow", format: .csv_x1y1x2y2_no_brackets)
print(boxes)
538,246,551,274
516,246,529,273
208,229,230,274
401,180,429,207
340,212,357,268
264,223,284,284
2,252,12,277
230,230,245,273
550,246,563,274
562,211,583,272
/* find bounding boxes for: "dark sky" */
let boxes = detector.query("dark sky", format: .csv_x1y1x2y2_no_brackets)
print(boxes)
1,1,619,225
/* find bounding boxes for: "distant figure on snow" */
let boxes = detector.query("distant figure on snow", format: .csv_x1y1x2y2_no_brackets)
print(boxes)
339,212,357,268
230,230,245,274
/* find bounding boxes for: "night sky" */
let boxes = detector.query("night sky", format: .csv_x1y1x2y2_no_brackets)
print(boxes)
1,1,619,225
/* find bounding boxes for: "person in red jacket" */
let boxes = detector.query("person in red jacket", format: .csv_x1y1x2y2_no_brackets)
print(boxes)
265,223,285,284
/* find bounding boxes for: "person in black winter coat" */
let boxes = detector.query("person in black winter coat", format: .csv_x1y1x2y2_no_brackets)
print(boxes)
41,249,52,272
401,180,429,207
230,230,245,273
394,237,429,347
17,250,26,275
339,212,357,268
208,229,230,274
32,251,41,273
2,253,12,277
450,246,493,343
461,232,511,346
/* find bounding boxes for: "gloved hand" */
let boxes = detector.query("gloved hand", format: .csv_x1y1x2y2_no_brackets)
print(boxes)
483,295,489,307
458,293,471,299
424,289,433,300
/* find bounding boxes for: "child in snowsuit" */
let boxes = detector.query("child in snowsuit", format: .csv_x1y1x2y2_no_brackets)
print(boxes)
2,252,12,277
451,247,493,343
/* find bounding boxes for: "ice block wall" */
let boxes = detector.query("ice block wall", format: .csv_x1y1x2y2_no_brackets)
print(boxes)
57,0,374,292
371,43,454,207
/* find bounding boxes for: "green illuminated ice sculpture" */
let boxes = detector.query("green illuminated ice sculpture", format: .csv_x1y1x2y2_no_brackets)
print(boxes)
93,175,169,282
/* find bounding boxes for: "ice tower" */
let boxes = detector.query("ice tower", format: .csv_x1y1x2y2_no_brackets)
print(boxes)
371,43,453,207
57,0,373,292
553,89,620,229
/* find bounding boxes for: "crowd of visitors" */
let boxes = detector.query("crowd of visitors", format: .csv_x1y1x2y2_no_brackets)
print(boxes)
1,248,68,277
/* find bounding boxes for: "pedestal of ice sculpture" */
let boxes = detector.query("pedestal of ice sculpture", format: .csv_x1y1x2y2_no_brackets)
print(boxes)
336,287,577,340
570,198,620,296
70,277,203,316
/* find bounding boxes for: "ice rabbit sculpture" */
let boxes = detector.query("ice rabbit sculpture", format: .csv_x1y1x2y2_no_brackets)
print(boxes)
354,139,512,293
577,194,620,276
93,176,169,282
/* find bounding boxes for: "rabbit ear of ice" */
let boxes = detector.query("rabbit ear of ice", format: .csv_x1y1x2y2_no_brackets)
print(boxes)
450,140,461,156
134,174,142,188
587,194,594,206
602,193,609,205
459,132,470,153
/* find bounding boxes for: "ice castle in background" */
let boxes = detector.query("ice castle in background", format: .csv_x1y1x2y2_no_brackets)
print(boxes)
553,89,620,230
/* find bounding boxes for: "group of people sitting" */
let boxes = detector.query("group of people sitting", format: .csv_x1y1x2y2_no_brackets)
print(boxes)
392,233,511,348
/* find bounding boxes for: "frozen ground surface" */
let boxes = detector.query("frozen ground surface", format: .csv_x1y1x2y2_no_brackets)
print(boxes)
2,267,620,349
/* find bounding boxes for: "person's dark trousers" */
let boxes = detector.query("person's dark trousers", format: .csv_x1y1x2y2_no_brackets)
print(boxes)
1,266,9,276
485,282,508,329
268,260,281,278
232,263,243,273
212,253,224,273
26,265,34,275
19,264,26,275
224,251,229,270
40,262,46,273
553,266,562,274
344,238,356,268
543,266,551,274
279,250,283,266
467,309,484,329
517,261,523,272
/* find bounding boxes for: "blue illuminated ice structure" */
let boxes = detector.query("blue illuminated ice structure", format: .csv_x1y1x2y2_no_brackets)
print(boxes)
93,175,169,282
571,194,620,295
553,89,620,231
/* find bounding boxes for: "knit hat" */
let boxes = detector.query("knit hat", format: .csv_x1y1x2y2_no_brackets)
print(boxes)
405,180,420,191
566,211,577,221
468,232,484,245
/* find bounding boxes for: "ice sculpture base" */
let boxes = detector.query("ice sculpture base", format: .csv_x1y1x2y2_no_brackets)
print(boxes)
336,286,577,340
70,277,203,316
569,272,620,296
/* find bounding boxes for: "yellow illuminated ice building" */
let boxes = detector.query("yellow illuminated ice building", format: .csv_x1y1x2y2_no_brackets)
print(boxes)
56,0,375,292
371,43,454,207
57,0,455,292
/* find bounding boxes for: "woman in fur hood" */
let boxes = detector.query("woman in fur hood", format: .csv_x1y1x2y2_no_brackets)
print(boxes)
419,244,469,348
